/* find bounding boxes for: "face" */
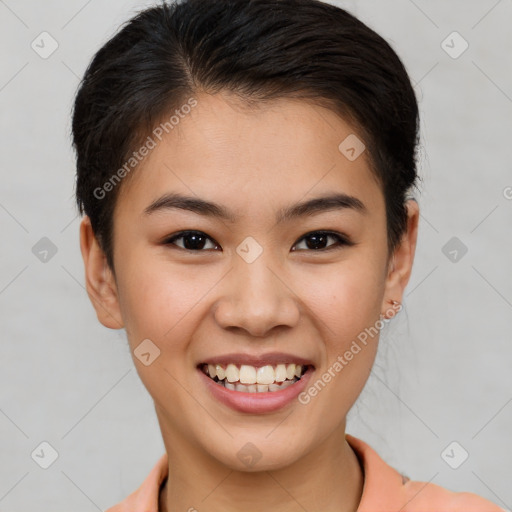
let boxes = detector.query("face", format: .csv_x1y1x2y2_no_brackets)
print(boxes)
80,91,418,471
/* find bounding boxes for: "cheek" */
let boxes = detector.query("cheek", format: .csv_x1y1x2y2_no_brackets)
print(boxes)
289,264,384,436
116,258,206,347
115,261,206,406
296,259,384,339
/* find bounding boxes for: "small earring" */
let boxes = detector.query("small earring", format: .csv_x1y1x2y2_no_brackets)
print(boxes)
380,299,402,320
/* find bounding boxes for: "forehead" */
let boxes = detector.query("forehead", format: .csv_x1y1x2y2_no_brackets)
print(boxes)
114,91,383,223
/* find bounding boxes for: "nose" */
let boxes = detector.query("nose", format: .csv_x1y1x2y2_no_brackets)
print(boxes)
213,253,300,338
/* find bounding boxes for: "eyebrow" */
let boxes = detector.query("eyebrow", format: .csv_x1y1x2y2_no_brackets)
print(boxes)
142,191,367,223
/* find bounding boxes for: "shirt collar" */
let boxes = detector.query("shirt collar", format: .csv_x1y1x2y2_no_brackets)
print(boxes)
345,433,408,511
115,433,409,512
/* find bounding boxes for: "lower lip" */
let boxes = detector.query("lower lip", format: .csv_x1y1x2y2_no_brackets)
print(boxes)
198,366,314,414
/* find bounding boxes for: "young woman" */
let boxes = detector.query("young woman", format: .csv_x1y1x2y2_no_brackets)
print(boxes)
72,0,506,510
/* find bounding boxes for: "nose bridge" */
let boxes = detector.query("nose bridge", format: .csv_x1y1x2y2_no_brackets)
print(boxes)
213,242,300,336
233,233,283,294
237,250,279,297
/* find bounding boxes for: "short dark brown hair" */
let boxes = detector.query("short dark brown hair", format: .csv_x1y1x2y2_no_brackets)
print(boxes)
72,0,420,272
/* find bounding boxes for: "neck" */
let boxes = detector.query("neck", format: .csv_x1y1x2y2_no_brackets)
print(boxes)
158,425,364,512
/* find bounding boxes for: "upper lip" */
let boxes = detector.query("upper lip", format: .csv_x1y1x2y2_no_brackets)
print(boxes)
198,352,314,368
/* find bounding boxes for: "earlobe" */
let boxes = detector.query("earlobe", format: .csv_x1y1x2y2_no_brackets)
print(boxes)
79,216,124,329
381,199,420,316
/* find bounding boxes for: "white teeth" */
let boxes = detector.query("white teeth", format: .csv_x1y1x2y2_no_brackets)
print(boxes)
256,365,275,384
236,382,257,392
203,362,307,388
215,364,225,380
221,378,299,393
239,365,257,384
268,380,295,392
225,364,239,383
275,364,287,382
268,382,282,392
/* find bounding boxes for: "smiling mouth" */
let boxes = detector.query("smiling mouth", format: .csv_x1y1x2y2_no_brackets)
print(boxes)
199,362,310,393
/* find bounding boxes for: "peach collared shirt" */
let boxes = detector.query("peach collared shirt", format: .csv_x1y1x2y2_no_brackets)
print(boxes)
106,434,505,511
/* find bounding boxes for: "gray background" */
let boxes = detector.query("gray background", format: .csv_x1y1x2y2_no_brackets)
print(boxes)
1,0,511,510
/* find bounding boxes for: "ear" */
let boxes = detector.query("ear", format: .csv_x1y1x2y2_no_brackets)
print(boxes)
79,216,124,329
381,199,420,318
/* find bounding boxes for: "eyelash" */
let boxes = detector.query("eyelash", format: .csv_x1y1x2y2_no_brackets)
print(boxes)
163,230,354,253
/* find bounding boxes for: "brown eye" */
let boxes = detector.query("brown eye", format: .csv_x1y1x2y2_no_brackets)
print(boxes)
292,231,353,252
164,230,353,253
164,231,219,251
